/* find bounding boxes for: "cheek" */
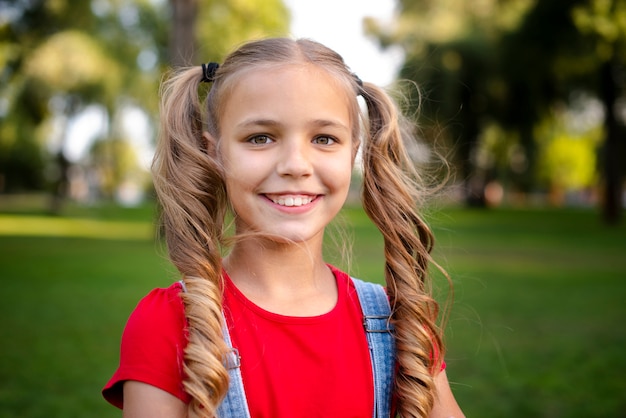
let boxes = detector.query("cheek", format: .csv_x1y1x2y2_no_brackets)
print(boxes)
220,145,249,182
221,154,272,204
325,154,354,192
224,155,267,185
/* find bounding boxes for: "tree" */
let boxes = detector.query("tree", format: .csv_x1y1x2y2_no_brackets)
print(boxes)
0,0,290,210
0,0,148,203
495,0,625,222
169,0,199,66
369,0,625,222
89,137,141,199
169,0,290,66
0,0,99,194
366,0,537,205
570,0,626,223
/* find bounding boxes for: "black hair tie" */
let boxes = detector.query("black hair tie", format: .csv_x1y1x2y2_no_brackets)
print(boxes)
352,73,364,97
201,62,220,83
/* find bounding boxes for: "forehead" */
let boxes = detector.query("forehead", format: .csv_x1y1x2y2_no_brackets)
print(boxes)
218,64,354,122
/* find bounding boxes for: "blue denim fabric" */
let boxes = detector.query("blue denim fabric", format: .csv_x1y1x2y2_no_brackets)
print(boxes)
216,325,252,417
352,278,396,418
216,277,395,418
178,279,252,417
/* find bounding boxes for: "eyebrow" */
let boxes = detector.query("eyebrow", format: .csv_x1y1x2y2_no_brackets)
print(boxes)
237,118,350,132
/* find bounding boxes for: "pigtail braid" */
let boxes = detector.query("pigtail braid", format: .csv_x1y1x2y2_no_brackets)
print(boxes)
359,82,444,418
153,67,230,417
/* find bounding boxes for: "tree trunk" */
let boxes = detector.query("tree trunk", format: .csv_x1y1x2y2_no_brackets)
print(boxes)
600,55,623,225
48,95,79,215
169,0,198,66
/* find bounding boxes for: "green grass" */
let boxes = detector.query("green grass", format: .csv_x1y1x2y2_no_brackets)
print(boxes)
0,199,624,417
428,208,626,417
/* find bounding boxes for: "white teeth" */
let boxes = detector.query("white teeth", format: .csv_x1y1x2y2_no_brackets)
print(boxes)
272,196,313,207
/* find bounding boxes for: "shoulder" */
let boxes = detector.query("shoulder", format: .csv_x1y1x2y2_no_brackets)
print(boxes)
327,265,389,315
130,282,185,321
123,282,187,343
137,281,185,312
349,276,390,313
103,282,189,408
327,265,385,294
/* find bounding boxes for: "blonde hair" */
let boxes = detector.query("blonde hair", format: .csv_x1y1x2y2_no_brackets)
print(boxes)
153,37,444,417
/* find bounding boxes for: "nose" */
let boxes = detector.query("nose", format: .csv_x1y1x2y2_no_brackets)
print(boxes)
276,138,313,178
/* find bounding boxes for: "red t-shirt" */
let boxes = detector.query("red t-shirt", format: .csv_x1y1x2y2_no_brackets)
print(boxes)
103,266,374,416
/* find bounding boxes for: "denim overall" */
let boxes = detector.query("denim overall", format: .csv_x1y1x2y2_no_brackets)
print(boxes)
217,277,396,418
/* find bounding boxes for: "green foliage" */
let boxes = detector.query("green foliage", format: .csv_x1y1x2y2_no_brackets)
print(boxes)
535,115,601,191
0,0,291,194
369,0,626,210
0,135,46,192
24,30,122,102
572,0,626,58
538,133,598,190
88,137,143,199
196,0,290,61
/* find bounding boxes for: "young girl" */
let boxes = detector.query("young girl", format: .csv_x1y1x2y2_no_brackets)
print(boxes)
103,37,464,418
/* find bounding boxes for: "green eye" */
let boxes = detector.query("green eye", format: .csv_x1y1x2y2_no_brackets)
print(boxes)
249,135,272,144
313,136,335,145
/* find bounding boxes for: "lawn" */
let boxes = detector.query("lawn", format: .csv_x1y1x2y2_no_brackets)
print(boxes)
0,198,624,417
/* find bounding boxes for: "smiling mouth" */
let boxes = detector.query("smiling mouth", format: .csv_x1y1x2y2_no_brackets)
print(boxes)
266,195,316,207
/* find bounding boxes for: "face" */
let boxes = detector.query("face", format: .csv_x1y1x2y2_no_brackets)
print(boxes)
215,64,355,246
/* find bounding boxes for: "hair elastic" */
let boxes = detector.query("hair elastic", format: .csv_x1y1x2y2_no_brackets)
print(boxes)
201,62,220,83
352,73,364,97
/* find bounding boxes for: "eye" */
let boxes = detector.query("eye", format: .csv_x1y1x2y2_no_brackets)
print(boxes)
312,135,336,145
248,135,273,145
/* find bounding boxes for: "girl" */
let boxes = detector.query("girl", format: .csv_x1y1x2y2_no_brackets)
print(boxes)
103,37,464,418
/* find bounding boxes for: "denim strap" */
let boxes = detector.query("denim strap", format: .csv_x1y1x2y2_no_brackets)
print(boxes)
177,281,251,417
216,320,252,418
352,277,396,418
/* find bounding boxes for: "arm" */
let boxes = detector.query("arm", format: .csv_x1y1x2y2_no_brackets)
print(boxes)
123,381,187,418
429,370,465,418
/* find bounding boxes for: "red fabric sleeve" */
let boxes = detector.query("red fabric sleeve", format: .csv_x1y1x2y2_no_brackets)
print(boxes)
102,283,190,409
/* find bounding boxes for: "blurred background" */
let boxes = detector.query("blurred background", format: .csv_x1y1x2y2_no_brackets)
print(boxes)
0,0,624,417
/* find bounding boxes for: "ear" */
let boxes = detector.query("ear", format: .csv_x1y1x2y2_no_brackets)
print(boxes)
351,139,361,165
203,131,218,157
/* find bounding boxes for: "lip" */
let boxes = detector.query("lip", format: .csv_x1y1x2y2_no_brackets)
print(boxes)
263,193,320,210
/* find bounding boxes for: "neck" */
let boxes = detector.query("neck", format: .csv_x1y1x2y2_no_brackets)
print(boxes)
223,237,337,316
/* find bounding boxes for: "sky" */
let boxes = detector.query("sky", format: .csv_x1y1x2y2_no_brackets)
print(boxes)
64,0,402,165
284,0,402,87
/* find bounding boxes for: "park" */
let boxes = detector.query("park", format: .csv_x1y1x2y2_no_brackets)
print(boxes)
0,198,624,416
1,0,625,417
